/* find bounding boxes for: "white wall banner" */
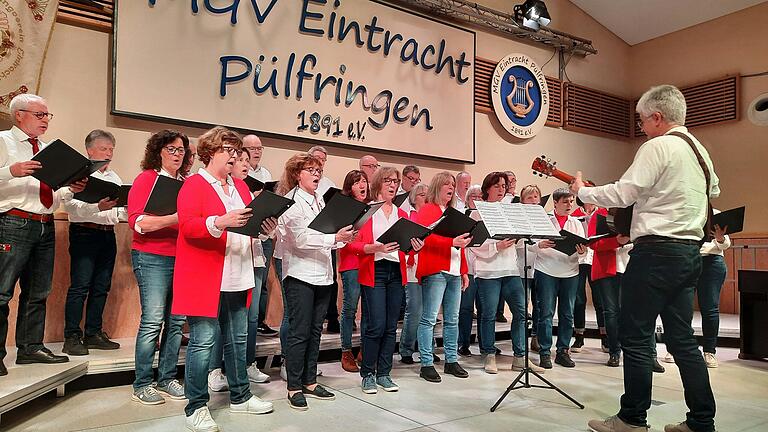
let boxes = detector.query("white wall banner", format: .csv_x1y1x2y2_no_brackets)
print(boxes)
0,0,59,115
113,0,476,162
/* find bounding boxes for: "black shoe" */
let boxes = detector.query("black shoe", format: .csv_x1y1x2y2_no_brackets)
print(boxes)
653,358,666,373
555,351,575,368
571,334,585,352
607,354,621,367
495,313,508,323
302,384,335,400
444,362,469,378
257,324,279,337
63,335,89,356
84,332,120,350
0,361,7,376
288,392,308,411
432,353,441,363
458,346,472,357
495,347,502,355
530,336,540,352
539,356,552,369
420,366,441,383
326,320,341,334
16,347,69,364
400,355,414,365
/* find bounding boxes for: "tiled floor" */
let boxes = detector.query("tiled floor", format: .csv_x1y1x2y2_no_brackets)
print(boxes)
2,339,766,432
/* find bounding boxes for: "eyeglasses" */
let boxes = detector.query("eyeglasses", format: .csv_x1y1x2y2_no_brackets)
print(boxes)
244,146,263,152
164,146,186,155
383,178,401,185
19,110,54,120
405,175,420,183
221,146,237,155
303,167,323,176
362,163,381,169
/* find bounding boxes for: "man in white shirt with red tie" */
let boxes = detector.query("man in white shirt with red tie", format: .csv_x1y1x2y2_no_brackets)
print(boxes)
0,94,86,376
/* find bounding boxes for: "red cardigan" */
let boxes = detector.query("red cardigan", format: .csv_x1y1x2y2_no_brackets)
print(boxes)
347,207,410,288
588,208,622,281
171,174,253,318
127,170,180,257
414,203,467,282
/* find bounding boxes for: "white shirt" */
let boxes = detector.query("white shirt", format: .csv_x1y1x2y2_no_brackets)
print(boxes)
470,239,520,279
199,168,255,292
700,209,731,257
578,126,719,241
0,126,64,214
454,195,467,213
516,240,537,280
133,168,185,235
397,186,414,214
532,214,585,278
62,169,127,225
439,205,462,276
406,254,419,283
575,212,594,266
316,176,336,197
616,243,632,274
371,206,400,263
278,186,340,285
248,165,272,183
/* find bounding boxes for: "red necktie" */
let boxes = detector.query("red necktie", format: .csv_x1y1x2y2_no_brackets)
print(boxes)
29,137,53,208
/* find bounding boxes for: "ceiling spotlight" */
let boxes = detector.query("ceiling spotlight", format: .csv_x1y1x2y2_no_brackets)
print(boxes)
514,0,551,31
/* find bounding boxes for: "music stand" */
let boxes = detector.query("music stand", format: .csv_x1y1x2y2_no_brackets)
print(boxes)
490,237,584,412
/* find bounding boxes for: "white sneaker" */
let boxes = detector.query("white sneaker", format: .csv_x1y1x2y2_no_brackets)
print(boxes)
230,395,274,415
247,364,270,383
280,363,287,381
512,356,545,373
703,352,718,368
664,352,675,364
207,369,228,392
186,406,219,432
483,354,498,374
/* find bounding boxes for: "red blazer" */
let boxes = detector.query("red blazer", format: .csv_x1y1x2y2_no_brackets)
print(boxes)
347,207,410,288
172,174,253,318
414,203,467,282
588,208,622,281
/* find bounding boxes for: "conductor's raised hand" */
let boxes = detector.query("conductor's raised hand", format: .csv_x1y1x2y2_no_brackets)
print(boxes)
452,232,472,248
410,237,424,252
570,170,585,196
214,208,252,230
10,160,42,177
335,224,356,243
260,216,278,235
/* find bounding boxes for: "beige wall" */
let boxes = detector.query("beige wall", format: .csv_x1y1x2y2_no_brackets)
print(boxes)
628,2,768,234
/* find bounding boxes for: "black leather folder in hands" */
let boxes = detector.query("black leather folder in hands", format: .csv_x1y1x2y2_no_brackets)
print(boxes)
393,192,409,207
143,176,184,216
430,206,479,239
31,139,109,190
711,206,745,235
227,191,295,237
308,193,384,234
73,176,132,207
243,176,278,193
553,229,612,256
377,218,432,253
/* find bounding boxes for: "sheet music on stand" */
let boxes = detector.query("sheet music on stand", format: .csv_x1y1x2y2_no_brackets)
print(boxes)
474,201,561,240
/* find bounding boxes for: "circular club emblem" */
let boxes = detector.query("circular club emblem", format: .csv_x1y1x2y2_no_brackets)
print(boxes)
491,54,549,139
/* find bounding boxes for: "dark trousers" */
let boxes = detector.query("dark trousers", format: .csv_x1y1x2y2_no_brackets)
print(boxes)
257,238,274,326
594,275,621,355
325,252,339,322
458,274,479,348
360,261,403,378
617,243,715,431
0,215,55,360
574,264,605,330
283,276,332,391
696,255,727,354
64,225,117,338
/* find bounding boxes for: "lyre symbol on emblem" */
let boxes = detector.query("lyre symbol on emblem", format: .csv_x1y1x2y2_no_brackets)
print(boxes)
506,76,535,118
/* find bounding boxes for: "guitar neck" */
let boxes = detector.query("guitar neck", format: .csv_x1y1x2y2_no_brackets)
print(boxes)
546,167,595,187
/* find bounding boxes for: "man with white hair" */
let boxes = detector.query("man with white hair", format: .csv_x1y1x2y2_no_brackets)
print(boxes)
359,155,380,181
454,171,471,212
308,145,336,197
242,134,271,182
0,94,87,376
575,85,718,432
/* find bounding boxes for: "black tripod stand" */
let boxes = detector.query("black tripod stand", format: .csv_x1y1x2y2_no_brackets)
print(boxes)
490,238,584,411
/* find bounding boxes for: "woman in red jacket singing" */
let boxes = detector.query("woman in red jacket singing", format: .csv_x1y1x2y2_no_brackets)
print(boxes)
172,127,274,432
348,167,423,394
414,171,472,383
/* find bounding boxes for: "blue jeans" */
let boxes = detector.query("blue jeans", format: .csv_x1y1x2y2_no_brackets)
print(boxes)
477,276,526,356
399,282,422,357
65,225,117,338
0,215,55,360
595,276,621,356
458,275,479,348
185,291,251,416
617,243,714,431
574,264,605,330
534,270,578,356
360,261,403,377
417,272,461,366
131,250,185,390
340,269,362,351
696,255,727,354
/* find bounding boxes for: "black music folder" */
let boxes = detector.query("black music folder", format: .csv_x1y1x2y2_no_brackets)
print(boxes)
377,218,432,253
143,175,184,216
393,192,409,207
595,213,613,237
73,176,132,207
712,206,745,235
467,221,492,247
308,193,384,234
243,176,277,193
540,194,550,207
553,229,612,256
227,191,295,237
431,206,479,238
322,186,341,204
31,139,109,190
